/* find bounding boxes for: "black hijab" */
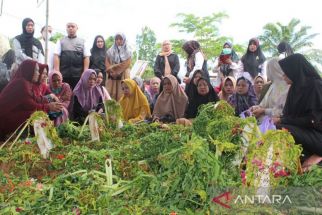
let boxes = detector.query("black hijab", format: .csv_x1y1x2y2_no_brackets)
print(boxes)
91,35,107,55
241,38,266,79
185,77,219,118
279,54,322,123
90,35,107,73
185,70,204,100
277,41,294,57
15,18,44,58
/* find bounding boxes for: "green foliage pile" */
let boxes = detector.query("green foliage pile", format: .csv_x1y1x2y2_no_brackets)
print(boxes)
0,104,320,214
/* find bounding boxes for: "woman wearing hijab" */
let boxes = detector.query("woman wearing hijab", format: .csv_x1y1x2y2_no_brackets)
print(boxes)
273,54,322,171
0,60,62,139
132,76,152,106
229,76,258,116
95,70,111,101
32,63,51,103
105,33,132,101
218,76,236,101
119,79,151,123
48,70,72,126
182,40,210,84
12,18,44,65
213,41,241,86
148,77,161,98
251,58,289,121
277,41,294,59
185,77,219,118
154,40,180,83
185,70,204,102
71,69,105,124
90,35,107,84
153,75,188,122
148,77,161,112
241,38,266,82
253,75,266,100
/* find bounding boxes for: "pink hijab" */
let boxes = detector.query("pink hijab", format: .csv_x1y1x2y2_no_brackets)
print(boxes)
73,69,104,112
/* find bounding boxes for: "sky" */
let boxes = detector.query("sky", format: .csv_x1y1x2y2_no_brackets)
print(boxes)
0,0,321,51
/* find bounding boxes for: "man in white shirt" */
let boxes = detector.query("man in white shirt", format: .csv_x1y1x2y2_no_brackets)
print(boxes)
54,22,90,89
39,25,55,72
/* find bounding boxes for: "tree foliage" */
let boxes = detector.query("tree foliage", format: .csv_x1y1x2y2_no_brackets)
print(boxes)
136,26,158,67
259,18,321,70
259,18,319,54
50,32,64,43
105,35,114,49
169,12,244,62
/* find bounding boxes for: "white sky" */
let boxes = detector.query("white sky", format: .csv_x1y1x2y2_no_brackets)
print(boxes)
0,0,321,51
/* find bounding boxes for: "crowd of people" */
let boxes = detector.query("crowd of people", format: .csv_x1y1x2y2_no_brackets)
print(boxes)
0,17,322,171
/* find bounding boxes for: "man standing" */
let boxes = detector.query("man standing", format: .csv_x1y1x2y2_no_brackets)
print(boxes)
13,18,44,65
54,22,90,89
39,25,55,71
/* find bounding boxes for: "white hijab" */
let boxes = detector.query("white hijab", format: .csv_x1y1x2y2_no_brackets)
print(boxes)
260,57,289,116
106,33,132,64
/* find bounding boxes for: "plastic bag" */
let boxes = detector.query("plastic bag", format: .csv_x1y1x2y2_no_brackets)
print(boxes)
239,110,252,119
259,116,276,134
89,113,100,141
33,119,53,159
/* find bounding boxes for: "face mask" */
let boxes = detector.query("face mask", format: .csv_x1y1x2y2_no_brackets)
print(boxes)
42,32,52,40
222,48,232,55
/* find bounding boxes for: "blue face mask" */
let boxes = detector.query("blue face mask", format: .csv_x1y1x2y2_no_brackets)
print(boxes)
222,48,232,55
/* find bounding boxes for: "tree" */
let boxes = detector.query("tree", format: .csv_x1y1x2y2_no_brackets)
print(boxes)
105,35,114,49
136,26,158,67
50,32,64,43
169,12,245,62
259,18,319,55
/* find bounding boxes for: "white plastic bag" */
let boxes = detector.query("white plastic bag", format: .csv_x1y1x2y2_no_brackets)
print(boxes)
89,113,100,141
33,119,53,159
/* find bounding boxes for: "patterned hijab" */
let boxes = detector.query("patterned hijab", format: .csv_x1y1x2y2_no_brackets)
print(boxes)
153,75,188,119
73,69,104,112
229,76,258,116
106,33,132,64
